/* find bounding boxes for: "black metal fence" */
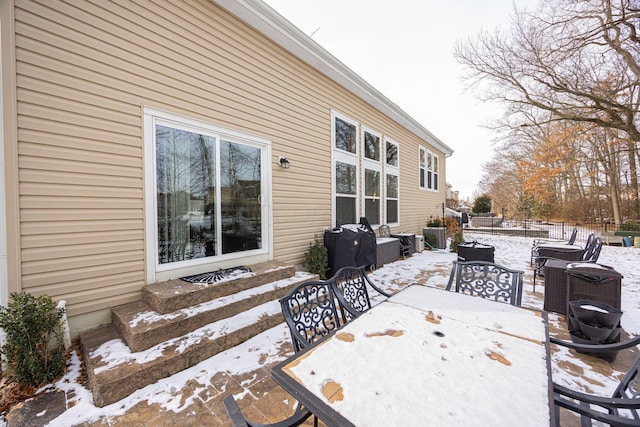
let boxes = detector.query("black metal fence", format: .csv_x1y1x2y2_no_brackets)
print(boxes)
466,218,631,243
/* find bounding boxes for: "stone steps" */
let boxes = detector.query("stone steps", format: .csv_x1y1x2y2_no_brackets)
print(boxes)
79,263,314,407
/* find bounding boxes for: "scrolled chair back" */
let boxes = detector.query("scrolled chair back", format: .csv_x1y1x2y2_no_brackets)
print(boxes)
279,280,343,353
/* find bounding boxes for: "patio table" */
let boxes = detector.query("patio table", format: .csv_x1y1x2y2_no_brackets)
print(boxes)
272,285,553,426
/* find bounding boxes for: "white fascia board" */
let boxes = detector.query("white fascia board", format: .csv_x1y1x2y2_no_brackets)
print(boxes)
213,0,454,157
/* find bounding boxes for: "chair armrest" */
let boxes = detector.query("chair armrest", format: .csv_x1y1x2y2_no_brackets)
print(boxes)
554,383,640,410
223,395,313,427
553,392,640,427
445,260,458,291
550,335,640,352
358,266,392,297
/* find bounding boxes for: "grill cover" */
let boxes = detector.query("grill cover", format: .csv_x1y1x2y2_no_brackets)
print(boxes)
457,241,495,263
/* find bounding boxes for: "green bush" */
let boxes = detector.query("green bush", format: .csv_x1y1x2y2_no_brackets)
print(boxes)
426,216,443,227
303,237,329,279
423,233,438,249
450,232,464,252
0,292,66,386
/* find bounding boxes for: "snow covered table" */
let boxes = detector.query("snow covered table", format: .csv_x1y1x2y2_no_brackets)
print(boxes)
272,285,553,427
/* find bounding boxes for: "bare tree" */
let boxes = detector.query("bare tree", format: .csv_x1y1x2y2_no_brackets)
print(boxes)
456,0,640,221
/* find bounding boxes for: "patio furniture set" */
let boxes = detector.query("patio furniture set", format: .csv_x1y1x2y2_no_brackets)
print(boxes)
223,233,639,426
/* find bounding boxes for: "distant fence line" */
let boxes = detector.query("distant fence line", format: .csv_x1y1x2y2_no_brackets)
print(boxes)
466,219,621,242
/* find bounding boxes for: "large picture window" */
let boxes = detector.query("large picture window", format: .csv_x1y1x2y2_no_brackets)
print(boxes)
145,109,268,276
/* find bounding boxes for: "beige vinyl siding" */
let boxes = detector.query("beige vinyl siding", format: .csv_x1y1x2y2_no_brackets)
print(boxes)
10,0,446,328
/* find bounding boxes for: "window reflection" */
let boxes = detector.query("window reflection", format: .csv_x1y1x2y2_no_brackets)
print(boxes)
335,117,357,153
220,141,262,254
364,131,380,161
155,124,263,264
156,125,217,264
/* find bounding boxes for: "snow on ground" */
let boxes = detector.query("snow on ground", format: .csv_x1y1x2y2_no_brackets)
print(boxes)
17,232,640,426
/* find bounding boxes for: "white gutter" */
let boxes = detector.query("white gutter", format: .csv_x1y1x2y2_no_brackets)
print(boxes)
213,0,454,157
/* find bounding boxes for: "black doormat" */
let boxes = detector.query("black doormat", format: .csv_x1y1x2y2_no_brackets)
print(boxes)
180,266,253,284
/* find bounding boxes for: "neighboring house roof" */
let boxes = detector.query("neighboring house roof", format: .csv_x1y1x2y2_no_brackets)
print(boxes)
214,0,454,157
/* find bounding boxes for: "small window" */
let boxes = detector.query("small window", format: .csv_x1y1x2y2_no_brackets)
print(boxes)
364,130,380,161
335,117,357,154
419,145,439,191
386,173,399,224
335,160,358,226
364,168,381,225
419,147,426,189
386,140,399,167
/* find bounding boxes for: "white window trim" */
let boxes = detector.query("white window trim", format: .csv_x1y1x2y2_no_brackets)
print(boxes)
331,111,359,227
143,107,272,284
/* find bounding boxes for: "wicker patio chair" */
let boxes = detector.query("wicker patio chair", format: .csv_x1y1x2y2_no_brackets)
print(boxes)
530,227,578,266
550,335,640,426
532,233,602,292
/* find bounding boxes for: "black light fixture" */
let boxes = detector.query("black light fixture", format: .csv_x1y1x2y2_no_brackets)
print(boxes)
279,156,290,169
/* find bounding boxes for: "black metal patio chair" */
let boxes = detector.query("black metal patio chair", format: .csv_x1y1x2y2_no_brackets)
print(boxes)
530,227,578,266
550,335,640,426
223,394,313,427
280,280,345,353
378,224,391,237
396,234,413,258
330,265,391,323
446,260,524,306
224,281,339,427
532,234,602,292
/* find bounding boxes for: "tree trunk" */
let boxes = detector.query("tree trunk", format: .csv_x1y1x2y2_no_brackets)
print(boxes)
627,139,640,219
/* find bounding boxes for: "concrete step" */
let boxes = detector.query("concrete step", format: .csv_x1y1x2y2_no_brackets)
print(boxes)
112,270,312,352
79,271,315,407
142,261,297,314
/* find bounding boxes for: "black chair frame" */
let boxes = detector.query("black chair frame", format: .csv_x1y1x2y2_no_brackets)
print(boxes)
330,265,391,323
530,228,578,266
532,234,603,292
223,394,315,427
550,335,640,426
279,280,344,353
446,260,524,306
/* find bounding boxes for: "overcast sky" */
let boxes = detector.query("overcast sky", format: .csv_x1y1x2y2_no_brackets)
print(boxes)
263,0,539,200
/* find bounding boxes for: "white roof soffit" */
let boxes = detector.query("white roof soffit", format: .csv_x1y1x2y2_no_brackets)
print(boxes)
213,0,454,156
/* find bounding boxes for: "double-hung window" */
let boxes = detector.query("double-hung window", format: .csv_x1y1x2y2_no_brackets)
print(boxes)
385,138,399,225
419,146,439,191
333,113,359,226
363,128,381,226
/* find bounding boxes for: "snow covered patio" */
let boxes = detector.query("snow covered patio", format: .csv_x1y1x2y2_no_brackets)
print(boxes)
5,232,640,426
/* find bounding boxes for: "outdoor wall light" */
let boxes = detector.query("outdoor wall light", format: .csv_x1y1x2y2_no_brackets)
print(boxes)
279,156,291,169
